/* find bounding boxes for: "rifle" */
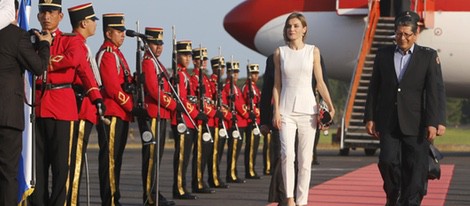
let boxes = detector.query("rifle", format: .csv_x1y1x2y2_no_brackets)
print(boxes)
215,51,228,138
133,21,154,144
196,45,212,142
228,58,241,140
246,62,260,136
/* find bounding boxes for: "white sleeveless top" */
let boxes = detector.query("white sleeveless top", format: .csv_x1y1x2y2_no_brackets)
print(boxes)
279,44,317,115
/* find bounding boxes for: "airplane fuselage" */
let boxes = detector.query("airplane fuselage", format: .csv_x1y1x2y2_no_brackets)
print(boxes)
224,0,470,97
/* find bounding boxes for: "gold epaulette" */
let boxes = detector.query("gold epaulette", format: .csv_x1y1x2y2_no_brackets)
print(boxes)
104,46,113,52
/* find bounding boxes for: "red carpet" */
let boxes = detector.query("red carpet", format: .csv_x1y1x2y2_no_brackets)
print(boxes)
268,164,454,206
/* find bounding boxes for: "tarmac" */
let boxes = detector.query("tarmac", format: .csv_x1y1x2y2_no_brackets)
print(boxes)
74,124,470,206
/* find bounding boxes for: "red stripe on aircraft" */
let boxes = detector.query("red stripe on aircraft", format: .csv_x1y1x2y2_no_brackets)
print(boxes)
224,0,335,51
224,0,470,53
436,0,470,11
338,0,368,9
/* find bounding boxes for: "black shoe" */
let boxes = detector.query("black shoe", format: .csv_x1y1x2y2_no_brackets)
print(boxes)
263,171,271,175
209,182,230,189
158,200,175,206
226,178,246,183
245,175,261,179
173,193,198,200
385,197,399,206
193,187,215,194
158,193,175,206
216,183,230,189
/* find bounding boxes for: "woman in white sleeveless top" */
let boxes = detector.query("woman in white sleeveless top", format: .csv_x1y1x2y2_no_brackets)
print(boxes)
272,12,335,206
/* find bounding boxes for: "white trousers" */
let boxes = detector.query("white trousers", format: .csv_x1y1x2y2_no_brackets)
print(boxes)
280,113,317,205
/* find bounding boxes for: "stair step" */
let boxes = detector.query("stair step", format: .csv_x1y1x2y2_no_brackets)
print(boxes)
363,66,373,71
379,17,395,22
344,132,371,137
374,35,395,41
353,106,365,111
343,136,380,144
377,22,395,27
350,112,365,116
349,119,362,124
352,107,365,112
359,79,371,84
361,73,372,78
347,125,366,131
364,64,374,69
358,86,368,90
372,41,394,46
375,29,395,34
356,93,367,98
356,92,367,99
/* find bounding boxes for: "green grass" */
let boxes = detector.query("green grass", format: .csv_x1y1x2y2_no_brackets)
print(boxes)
433,128,470,145
314,127,470,151
315,127,470,145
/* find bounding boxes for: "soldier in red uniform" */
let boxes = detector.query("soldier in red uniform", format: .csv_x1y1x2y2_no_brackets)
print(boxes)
223,61,249,184
242,63,262,179
96,13,138,205
207,56,231,189
190,48,217,194
141,27,177,206
171,40,200,200
30,0,101,205
66,3,104,205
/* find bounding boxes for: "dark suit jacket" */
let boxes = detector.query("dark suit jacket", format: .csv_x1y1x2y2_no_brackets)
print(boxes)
0,24,49,130
259,54,328,128
364,44,440,136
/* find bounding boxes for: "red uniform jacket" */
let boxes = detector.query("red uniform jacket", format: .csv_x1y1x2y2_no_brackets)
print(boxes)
142,55,176,119
170,65,199,128
35,29,96,121
223,79,248,128
97,41,133,122
190,68,216,127
74,32,102,125
242,80,261,124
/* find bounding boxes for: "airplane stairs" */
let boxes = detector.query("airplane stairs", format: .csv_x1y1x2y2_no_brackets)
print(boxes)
337,16,396,156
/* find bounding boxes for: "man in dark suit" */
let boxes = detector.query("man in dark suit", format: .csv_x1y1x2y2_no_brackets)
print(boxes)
260,54,285,205
0,2,51,204
364,11,443,206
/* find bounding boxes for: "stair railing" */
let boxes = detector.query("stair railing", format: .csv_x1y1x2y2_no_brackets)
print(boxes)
340,0,380,138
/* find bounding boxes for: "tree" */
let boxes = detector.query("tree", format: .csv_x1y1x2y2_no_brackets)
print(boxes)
446,98,462,127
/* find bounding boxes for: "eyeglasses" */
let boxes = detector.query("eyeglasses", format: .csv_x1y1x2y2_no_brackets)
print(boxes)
395,32,414,38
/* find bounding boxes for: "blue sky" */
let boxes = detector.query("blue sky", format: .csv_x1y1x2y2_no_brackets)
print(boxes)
28,0,267,78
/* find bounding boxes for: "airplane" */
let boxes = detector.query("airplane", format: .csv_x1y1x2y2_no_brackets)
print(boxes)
223,0,470,98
